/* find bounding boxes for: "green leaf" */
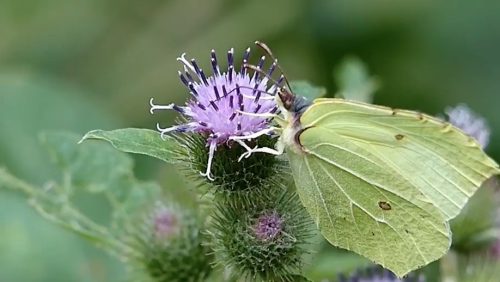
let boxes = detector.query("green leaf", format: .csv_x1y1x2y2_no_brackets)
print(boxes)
80,128,179,164
334,56,378,103
0,131,166,260
41,131,133,193
0,166,127,255
290,80,326,100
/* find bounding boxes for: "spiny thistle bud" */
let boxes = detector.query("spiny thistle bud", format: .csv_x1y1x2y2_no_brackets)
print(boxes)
150,46,287,192
128,202,212,282
338,266,425,282
445,104,490,149
210,189,314,281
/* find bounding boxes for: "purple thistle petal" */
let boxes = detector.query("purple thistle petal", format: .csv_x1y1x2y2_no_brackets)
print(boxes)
339,267,425,282
445,104,490,149
253,211,284,241
152,206,180,240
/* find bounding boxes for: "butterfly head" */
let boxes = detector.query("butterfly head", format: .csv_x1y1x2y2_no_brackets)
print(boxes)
277,87,295,112
277,87,312,116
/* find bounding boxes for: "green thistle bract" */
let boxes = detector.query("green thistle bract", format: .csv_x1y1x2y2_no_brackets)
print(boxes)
210,190,314,281
177,134,286,193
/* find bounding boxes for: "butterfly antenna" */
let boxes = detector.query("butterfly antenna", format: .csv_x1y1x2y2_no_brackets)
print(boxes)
243,63,284,90
224,84,279,97
255,41,293,92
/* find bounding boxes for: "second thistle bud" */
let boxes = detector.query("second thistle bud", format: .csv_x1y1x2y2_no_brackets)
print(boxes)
127,202,212,282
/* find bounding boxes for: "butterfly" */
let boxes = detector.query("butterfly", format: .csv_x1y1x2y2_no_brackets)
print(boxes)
232,42,500,277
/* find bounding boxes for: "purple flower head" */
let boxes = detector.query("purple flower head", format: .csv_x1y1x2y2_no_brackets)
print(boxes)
445,104,490,149
150,47,283,180
152,206,179,240
339,267,425,282
253,211,284,241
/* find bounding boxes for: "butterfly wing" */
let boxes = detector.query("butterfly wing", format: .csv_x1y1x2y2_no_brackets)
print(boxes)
286,98,499,276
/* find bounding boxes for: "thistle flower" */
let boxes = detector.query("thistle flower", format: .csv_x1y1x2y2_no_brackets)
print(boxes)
445,104,490,149
150,47,283,180
338,267,425,282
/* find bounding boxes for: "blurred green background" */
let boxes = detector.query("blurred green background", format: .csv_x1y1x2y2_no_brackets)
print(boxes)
1,0,499,281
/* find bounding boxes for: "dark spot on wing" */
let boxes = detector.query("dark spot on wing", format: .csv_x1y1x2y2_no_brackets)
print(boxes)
395,134,404,140
371,232,375,236
378,201,392,210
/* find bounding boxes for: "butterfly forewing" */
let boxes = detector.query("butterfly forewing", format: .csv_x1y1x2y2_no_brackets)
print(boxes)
298,99,499,220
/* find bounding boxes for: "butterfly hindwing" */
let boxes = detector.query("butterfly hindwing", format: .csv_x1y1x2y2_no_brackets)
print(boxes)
288,129,450,277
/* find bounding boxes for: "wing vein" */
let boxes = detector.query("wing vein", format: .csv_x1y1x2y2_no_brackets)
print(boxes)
316,159,429,264
371,120,490,185
306,145,448,237
304,156,340,244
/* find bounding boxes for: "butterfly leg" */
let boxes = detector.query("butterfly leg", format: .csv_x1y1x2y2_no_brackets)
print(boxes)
232,139,254,155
